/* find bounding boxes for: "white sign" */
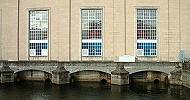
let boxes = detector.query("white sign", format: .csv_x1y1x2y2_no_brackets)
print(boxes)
118,55,136,62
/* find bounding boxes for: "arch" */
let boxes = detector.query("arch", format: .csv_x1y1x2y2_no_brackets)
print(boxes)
45,78,52,83
154,79,160,84
69,69,112,74
9,66,57,74
14,69,52,82
70,69,111,74
124,63,176,75
129,69,171,75
70,70,111,83
65,66,115,74
14,69,52,74
129,70,169,83
101,79,108,84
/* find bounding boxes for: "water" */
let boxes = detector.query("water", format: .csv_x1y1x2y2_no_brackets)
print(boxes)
0,81,190,100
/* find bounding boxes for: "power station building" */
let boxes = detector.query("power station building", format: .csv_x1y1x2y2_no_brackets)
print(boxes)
0,0,190,62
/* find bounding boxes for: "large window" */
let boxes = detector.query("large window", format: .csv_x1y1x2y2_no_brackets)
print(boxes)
136,9,157,56
29,10,48,56
81,9,103,56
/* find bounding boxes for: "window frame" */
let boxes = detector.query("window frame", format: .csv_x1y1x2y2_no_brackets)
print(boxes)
81,8,103,57
136,8,158,57
28,9,49,57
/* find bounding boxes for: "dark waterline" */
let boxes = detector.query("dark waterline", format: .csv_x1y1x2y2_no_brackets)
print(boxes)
0,81,190,100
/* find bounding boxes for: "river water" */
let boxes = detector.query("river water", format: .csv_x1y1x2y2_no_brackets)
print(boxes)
0,81,190,100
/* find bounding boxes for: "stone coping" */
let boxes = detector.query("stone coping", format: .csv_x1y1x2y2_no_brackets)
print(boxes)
0,60,180,63
0,60,179,67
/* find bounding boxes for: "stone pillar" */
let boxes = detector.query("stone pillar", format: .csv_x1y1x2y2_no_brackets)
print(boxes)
0,61,14,83
146,72,152,82
169,63,182,85
182,62,190,88
52,63,70,84
161,72,168,82
111,63,129,85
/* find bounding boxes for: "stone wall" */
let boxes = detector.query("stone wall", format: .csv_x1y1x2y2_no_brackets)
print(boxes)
130,71,168,83
169,62,190,89
182,62,190,88
14,70,52,81
70,70,111,83
1,61,190,88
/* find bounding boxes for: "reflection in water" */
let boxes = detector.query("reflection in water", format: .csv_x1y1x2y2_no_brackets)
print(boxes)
0,81,190,100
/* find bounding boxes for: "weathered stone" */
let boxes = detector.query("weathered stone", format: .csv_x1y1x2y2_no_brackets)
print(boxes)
0,61,14,83
182,72,190,88
52,63,70,84
111,63,129,85
169,67,182,85
0,60,189,88
182,62,190,88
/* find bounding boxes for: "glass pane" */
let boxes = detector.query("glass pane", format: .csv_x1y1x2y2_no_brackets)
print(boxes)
29,10,48,56
81,9,103,56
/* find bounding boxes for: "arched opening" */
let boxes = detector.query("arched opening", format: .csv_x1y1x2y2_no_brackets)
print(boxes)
154,79,160,84
70,70,111,83
14,70,52,82
129,71,168,83
100,79,107,84
45,78,52,83
164,76,169,84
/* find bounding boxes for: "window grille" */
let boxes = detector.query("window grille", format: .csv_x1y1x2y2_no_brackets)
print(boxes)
137,9,157,56
29,10,48,56
81,9,103,56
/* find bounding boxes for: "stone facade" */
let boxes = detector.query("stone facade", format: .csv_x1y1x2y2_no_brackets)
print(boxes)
111,63,129,85
182,62,190,88
0,61,14,83
1,0,190,87
0,61,189,88
0,0,190,62
52,63,70,84
0,61,179,84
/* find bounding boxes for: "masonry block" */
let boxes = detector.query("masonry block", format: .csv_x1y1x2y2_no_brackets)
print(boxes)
169,68,182,85
111,63,129,85
0,61,14,83
52,63,70,84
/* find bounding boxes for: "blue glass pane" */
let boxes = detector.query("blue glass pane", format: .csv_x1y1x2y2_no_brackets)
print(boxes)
137,43,156,56
87,42,101,56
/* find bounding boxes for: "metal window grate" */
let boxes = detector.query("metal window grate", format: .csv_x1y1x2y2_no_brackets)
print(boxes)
29,10,48,56
81,9,103,56
137,9,157,56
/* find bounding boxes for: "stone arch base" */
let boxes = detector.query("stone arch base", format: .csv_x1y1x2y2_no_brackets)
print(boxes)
70,70,111,83
129,71,168,83
14,70,52,82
